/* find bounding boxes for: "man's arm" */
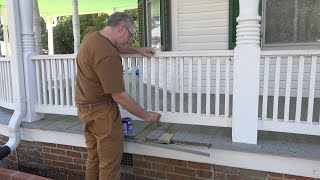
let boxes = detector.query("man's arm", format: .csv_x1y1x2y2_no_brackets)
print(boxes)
118,46,155,58
111,91,161,122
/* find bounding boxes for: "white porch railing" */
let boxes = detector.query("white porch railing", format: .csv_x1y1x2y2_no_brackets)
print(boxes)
0,57,14,110
259,50,320,136
31,51,234,127
32,55,77,115
0,49,315,136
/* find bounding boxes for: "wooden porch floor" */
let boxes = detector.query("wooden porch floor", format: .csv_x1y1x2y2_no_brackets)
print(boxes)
0,107,319,161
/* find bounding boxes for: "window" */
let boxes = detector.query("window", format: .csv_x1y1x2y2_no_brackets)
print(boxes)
147,0,161,49
264,0,320,46
138,0,170,51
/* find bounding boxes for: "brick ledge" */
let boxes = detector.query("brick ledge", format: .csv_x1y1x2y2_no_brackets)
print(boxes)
0,168,52,180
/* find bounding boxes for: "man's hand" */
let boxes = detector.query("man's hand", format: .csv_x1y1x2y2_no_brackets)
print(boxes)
118,46,156,58
143,111,161,122
136,47,155,58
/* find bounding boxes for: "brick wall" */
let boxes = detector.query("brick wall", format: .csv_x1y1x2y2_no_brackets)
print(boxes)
0,135,316,180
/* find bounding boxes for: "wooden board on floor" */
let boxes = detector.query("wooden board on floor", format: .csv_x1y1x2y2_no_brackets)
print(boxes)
157,133,174,144
146,123,172,142
183,125,210,146
134,123,159,141
125,120,152,138
171,124,194,144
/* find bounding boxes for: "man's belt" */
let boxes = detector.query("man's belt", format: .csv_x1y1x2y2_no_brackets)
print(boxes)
76,100,116,110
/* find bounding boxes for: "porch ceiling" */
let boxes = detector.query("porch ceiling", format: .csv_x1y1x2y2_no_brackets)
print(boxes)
0,0,137,17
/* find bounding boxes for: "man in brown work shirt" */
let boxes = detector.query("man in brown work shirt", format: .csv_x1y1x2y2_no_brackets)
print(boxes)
75,12,161,180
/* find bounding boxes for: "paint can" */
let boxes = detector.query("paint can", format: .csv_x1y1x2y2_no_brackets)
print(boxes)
122,117,133,134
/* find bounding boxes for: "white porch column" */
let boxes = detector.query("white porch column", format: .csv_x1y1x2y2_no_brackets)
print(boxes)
19,0,43,122
45,17,55,55
33,0,42,54
72,0,80,54
232,0,261,144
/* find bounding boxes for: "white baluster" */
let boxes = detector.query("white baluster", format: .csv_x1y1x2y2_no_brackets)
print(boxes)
262,56,270,120
225,57,230,118
188,57,193,114
155,57,159,111
197,57,202,115
284,56,293,122
307,56,317,124
215,58,220,116
273,57,281,121
179,57,184,114
295,56,304,123
206,57,211,116
163,57,167,113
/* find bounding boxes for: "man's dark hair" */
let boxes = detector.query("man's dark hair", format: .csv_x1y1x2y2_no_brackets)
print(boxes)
106,12,134,28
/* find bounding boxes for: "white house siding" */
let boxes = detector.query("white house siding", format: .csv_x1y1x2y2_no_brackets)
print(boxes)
148,0,320,99
260,56,320,98
177,0,229,51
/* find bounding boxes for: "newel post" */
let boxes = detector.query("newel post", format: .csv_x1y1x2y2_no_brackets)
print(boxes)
19,0,43,122
232,0,261,144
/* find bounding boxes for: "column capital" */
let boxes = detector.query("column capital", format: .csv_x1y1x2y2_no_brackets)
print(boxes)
236,0,261,47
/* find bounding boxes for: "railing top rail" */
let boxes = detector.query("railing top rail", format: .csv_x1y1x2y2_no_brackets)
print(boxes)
31,51,235,60
27,50,320,60
31,54,76,60
261,50,320,56
121,50,234,58
0,57,11,62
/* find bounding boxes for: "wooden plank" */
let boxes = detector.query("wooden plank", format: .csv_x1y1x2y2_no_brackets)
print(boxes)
45,116,77,131
146,123,172,141
126,120,152,138
183,125,209,146
201,126,221,147
134,122,158,141
209,127,226,147
260,131,277,154
67,121,83,132
21,114,62,129
171,124,193,143
157,133,174,144
218,128,232,148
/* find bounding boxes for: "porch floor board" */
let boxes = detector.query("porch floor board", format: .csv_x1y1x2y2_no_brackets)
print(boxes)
0,107,319,161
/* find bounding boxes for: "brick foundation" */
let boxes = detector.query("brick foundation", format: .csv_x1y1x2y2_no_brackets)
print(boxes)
0,135,316,180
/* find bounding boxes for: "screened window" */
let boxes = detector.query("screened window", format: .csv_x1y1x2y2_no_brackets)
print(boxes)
138,0,170,51
264,0,320,45
147,0,161,49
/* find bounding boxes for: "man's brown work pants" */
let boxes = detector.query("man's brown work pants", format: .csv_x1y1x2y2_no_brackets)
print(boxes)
78,104,124,180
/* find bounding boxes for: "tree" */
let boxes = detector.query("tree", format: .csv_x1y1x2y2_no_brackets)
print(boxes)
46,9,139,54
0,24,3,41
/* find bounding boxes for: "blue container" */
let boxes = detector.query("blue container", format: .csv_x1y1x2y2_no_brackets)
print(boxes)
122,117,133,134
